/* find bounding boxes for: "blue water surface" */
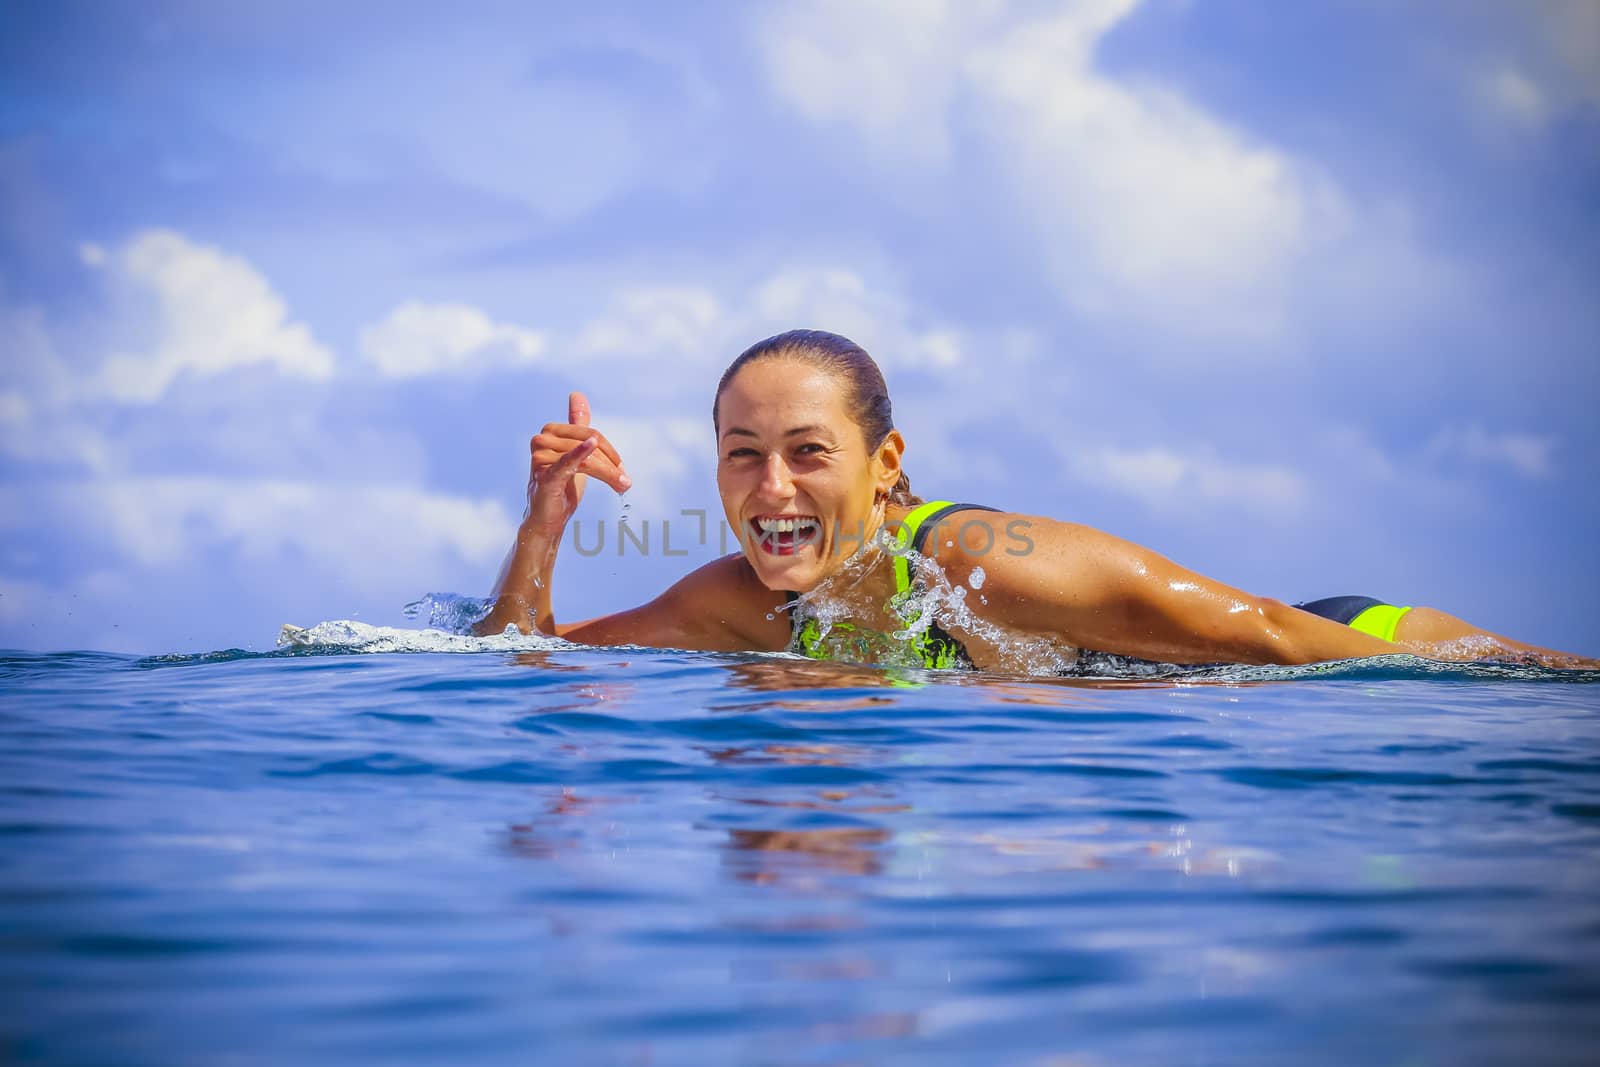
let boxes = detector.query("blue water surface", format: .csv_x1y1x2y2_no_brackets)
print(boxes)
2,643,1598,1066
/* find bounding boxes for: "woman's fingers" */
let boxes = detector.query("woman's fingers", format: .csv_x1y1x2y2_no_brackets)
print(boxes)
532,424,625,470
569,391,591,428
531,447,623,486
550,434,596,476
551,436,634,494
532,438,632,493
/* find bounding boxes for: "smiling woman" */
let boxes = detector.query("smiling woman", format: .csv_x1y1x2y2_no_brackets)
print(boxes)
474,330,1598,672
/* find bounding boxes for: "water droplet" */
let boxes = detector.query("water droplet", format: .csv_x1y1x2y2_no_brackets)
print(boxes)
765,613,775,621
969,566,986,590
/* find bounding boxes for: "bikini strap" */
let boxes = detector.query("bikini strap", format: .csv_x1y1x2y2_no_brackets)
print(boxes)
892,501,1001,598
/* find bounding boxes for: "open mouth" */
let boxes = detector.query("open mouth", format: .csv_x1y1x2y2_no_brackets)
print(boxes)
750,515,821,557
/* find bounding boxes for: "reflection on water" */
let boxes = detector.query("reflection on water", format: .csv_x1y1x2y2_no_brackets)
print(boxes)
719,787,908,815
724,827,894,884
501,788,624,861
703,741,879,767
510,650,598,673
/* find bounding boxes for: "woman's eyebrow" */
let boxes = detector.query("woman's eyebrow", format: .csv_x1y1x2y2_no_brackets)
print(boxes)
721,425,832,440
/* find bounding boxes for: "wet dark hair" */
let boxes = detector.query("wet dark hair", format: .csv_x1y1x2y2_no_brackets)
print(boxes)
713,329,921,507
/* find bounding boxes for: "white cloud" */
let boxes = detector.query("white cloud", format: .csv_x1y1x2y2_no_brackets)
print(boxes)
759,0,996,162
756,0,1358,338
86,229,334,403
359,301,546,378
1425,425,1554,480
749,269,964,369
965,14,1338,331
47,477,516,593
1066,444,1308,516
573,286,724,368
571,267,967,388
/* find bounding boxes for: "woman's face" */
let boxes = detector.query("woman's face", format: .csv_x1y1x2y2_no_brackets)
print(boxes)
716,359,900,592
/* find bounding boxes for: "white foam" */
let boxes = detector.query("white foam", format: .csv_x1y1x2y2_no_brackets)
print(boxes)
277,620,565,654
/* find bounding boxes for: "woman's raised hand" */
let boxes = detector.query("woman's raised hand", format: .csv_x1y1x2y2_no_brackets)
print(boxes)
525,392,631,532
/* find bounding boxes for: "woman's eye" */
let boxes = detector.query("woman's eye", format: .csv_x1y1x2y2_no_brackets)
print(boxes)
795,443,825,456
726,448,757,459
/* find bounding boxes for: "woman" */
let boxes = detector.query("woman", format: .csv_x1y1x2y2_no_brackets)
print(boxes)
476,330,1595,671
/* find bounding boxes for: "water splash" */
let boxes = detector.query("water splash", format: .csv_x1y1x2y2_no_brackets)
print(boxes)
786,529,1079,676
401,592,494,634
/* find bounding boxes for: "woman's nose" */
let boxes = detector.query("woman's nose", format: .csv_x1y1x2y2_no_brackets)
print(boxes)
759,453,794,498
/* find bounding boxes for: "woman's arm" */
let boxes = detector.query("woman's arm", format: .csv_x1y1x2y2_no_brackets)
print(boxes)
475,392,630,637
948,515,1398,666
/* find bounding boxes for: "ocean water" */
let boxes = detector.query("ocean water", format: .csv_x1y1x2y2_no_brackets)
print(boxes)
3,632,1598,1066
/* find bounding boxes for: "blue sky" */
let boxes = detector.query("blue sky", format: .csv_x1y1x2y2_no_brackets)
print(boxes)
2,0,1597,655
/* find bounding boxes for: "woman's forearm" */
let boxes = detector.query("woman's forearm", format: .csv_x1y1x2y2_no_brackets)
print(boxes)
475,519,562,636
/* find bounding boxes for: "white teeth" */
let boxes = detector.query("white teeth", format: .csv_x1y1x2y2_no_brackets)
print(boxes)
756,516,819,535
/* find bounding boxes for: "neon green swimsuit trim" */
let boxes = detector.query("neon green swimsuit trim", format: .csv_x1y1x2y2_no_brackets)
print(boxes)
890,500,966,668
892,500,956,601
1348,603,1413,643
792,500,961,671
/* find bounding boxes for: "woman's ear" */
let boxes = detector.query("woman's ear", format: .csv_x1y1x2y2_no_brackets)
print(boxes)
875,430,906,494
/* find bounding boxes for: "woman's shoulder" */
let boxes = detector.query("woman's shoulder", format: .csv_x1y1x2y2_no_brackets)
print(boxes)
915,504,1129,583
